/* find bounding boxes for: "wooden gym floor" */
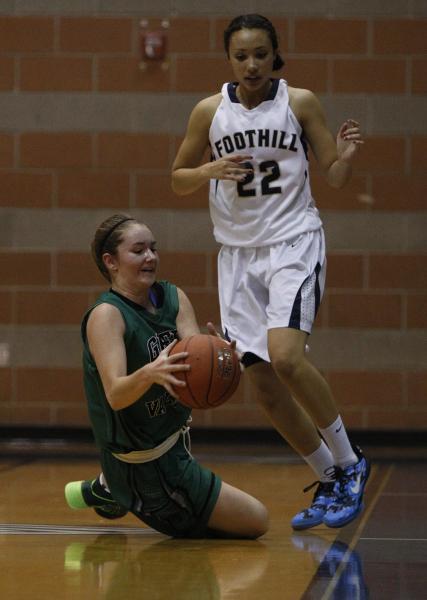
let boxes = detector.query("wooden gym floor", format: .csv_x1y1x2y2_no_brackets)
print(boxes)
1,436,426,599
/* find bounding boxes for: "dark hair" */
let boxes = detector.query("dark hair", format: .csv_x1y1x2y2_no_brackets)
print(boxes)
91,213,136,281
224,14,285,71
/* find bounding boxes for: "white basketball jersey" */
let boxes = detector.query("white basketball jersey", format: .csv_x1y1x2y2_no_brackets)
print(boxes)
208,79,322,247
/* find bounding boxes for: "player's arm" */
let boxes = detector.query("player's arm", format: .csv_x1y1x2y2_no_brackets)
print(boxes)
171,95,253,195
87,303,189,408
175,289,239,360
176,287,200,339
291,88,363,189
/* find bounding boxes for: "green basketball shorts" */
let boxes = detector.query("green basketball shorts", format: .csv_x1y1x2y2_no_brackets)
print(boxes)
100,438,222,538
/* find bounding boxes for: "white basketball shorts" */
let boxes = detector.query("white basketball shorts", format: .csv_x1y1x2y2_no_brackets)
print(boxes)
217,228,326,363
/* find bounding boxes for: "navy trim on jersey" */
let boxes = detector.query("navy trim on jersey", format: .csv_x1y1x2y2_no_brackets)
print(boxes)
227,78,280,104
300,130,309,161
227,83,239,103
110,285,164,310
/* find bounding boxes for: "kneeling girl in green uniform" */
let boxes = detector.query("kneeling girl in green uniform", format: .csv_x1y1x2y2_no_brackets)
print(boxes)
65,214,268,539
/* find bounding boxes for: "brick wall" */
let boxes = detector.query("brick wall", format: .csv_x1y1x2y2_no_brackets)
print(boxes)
0,1,426,431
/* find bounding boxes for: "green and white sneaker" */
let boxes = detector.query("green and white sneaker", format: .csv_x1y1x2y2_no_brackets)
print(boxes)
65,476,128,520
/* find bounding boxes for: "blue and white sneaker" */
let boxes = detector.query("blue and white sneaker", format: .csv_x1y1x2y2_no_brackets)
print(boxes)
323,446,370,528
291,480,338,530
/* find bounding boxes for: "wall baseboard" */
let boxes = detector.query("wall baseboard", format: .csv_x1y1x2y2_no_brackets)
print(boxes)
1,426,426,447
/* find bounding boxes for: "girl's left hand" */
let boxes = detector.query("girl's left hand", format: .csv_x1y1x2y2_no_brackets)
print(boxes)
207,322,244,371
337,119,364,162
206,322,236,350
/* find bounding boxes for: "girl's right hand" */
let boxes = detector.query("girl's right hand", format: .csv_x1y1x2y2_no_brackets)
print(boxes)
144,339,190,399
203,155,253,182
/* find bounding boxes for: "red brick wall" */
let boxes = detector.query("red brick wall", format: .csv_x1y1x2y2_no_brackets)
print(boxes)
0,6,426,431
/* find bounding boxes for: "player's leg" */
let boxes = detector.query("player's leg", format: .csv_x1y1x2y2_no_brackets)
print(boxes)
245,359,323,456
217,236,368,529
245,359,339,530
265,230,342,432
120,444,267,539
217,243,338,530
268,327,340,429
207,481,269,539
265,229,369,528
267,327,370,528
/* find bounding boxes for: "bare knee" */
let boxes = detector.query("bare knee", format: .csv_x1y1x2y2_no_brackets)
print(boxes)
268,327,307,382
271,351,300,381
237,503,269,539
208,482,269,539
244,501,269,539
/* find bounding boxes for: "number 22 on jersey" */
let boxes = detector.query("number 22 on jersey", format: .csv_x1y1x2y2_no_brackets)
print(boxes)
237,160,282,197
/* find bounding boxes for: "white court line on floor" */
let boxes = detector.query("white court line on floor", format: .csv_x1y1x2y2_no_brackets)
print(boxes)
381,492,427,497
0,523,156,535
359,537,427,542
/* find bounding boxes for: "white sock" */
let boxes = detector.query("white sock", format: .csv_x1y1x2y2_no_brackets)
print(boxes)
319,416,357,468
303,440,336,482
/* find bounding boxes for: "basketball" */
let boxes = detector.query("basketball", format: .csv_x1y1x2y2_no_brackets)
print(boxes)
170,334,241,409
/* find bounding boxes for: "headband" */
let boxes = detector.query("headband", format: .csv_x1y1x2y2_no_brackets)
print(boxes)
100,217,135,254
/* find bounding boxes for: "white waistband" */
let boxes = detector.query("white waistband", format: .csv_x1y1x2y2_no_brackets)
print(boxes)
111,425,190,464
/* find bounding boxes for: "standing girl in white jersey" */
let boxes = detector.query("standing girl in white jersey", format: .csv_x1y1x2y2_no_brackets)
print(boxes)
172,14,369,530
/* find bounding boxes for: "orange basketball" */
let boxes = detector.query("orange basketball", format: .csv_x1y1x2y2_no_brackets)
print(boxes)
169,334,241,409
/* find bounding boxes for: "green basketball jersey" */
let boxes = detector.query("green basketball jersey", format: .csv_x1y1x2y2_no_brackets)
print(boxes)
81,281,191,452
